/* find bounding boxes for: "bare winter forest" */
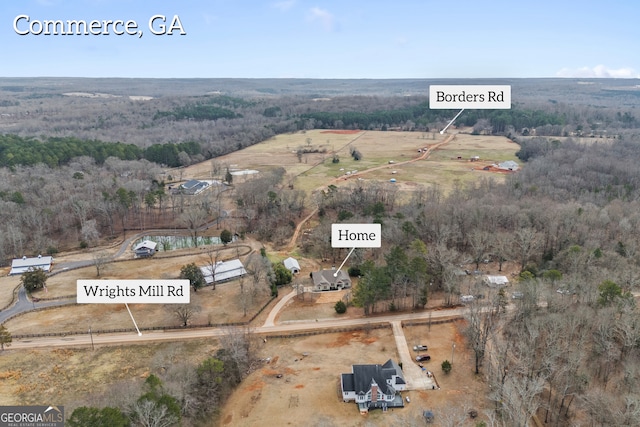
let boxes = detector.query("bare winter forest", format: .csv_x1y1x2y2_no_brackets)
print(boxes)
3,77,640,425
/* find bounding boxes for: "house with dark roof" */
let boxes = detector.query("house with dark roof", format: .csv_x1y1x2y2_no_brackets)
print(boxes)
133,240,157,258
341,359,406,413
9,255,54,275
311,269,351,291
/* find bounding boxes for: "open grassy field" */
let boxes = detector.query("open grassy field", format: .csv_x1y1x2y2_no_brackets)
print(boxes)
183,129,520,196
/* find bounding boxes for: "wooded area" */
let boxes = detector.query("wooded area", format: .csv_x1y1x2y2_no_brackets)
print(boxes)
3,78,640,425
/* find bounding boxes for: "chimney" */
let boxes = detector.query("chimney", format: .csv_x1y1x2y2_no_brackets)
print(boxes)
371,381,378,403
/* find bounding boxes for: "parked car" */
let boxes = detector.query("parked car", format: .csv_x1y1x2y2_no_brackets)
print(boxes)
511,291,524,300
413,345,428,351
416,355,431,362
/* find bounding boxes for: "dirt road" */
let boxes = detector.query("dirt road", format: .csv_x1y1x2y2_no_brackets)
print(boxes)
9,307,464,350
286,133,456,250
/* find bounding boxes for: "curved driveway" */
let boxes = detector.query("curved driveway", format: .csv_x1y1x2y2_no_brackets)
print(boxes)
0,213,229,324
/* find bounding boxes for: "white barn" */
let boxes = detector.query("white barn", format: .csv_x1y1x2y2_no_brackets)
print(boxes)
10,255,54,275
201,259,247,284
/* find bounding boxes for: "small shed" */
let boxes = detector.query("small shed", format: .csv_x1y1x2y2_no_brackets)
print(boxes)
283,257,301,274
133,240,157,258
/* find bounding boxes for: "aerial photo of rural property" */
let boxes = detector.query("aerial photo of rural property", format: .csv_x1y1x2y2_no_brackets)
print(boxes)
1,1,640,427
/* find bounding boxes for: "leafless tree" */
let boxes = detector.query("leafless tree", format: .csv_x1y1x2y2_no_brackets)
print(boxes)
93,250,111,277
129,398,179,427
171,304,201,327
178,204,208,247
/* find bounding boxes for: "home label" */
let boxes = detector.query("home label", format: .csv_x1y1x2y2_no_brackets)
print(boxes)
331,224,381,248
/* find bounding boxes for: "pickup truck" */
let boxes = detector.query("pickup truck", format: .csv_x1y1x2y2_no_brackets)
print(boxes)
413,345,428,351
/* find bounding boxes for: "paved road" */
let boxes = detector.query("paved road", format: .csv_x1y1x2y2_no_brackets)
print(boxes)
0,285,75,324
0,213,232,324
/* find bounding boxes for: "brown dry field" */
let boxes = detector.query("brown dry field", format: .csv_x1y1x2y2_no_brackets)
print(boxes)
217,321,489,427
0,339,219,408
0,321,489,427
180,129,520,195
3,243,272,336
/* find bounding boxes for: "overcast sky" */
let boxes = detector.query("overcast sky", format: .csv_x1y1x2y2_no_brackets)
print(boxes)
2,0,639,79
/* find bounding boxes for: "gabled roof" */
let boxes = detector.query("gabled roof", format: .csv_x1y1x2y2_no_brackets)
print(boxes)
311,269,350,286
350,359,405,396
201,259,247,284
484,275,509,287
498,160,519,170
10,256,53,275
133,240,157,251
181,179,202,189
283,257,300,271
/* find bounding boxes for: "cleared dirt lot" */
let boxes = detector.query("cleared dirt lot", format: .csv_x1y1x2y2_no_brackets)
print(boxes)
217,320,489,427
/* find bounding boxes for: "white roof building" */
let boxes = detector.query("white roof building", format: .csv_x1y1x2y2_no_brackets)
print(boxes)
133,240,157,257
483,275,510,288
200,259,247,284
10,255,54,275
133,240,157,251
283,257,301,274
497,160,519,171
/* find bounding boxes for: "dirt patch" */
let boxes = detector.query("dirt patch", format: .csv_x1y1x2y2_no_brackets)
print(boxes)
217,322,491,427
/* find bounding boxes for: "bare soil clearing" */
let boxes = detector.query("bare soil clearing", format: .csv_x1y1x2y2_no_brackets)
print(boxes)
217,321,489,427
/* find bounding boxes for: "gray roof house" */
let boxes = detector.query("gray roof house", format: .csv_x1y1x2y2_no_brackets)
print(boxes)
133,240,157,258
311,269,351,291
180,179,210,195
9,255,54,275
201,259,247,284
341,359,406,413
283,257,300,274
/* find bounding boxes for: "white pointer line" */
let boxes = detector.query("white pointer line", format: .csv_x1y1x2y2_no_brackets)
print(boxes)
125,303,142,336
334,247,356,277
440,108,465,134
